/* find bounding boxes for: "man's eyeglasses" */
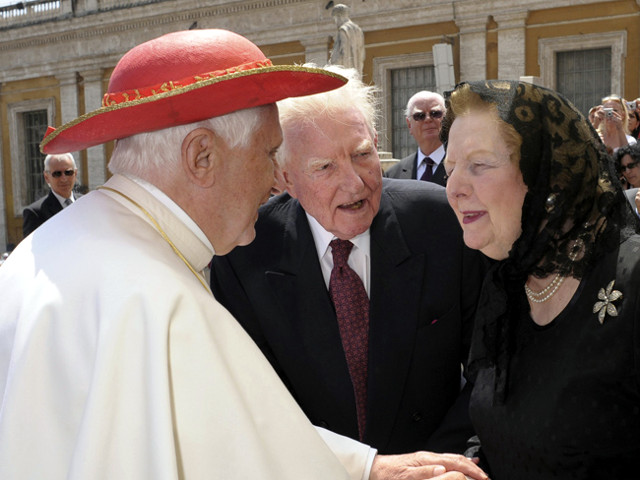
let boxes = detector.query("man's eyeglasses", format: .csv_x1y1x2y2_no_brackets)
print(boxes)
621,161,639,172
412,110,444,122
49,169,75,178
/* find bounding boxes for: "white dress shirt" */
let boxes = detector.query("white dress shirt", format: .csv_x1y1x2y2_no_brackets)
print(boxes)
52,190,74,208
306,213,371,297
415,143,445,179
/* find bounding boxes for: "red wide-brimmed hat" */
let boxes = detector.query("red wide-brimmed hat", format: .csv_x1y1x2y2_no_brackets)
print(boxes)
41,29,346,154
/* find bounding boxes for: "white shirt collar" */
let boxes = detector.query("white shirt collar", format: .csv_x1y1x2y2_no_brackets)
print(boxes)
127,175,214,252
51,190,74,207
417,143,445,167
306,212,370,261
305,212,371,295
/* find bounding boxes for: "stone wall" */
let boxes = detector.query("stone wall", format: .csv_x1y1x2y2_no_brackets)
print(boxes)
0,0,638,249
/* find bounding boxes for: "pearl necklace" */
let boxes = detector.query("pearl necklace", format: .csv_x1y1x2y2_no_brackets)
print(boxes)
524,273,566,303
525,240,582,304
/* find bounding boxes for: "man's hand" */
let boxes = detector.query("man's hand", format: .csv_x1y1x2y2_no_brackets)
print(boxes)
370,451,488,480
634,190,640,212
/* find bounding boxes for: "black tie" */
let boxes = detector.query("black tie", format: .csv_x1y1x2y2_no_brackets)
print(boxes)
419,157,435,182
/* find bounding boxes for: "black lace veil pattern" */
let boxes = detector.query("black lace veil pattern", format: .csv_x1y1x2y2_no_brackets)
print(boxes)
441,80,640,403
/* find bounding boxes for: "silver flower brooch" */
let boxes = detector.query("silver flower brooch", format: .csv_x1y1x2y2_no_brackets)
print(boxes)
593,280,623,324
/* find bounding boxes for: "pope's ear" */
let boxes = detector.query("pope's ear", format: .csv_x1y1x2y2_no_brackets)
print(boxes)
181,127,218,188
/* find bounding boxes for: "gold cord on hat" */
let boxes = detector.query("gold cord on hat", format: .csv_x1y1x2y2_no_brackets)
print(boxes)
101,59,273,107
98,186,211,294
39,63,346,154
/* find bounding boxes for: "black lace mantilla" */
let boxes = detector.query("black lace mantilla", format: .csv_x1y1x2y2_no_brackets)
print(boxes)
441,80,640,404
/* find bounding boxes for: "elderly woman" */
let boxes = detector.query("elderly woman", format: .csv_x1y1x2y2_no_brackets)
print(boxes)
441,80,640,479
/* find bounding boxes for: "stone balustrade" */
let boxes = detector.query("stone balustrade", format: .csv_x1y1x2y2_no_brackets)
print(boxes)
0,0,169,27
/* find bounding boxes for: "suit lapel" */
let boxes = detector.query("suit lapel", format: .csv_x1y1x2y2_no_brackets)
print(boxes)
366,189,424,446
264,201,358,435
43,191,63,219
432,162,447,186
408,152,419,179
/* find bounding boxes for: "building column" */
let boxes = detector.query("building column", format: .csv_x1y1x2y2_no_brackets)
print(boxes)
55,72,82,174
0,120,6,250
80,69,107,189
494,11,528,81
456,16,488,82
300,35,331,66
433,43,455,94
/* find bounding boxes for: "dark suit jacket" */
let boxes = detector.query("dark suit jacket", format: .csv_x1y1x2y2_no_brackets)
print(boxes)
384,151,447,187
211,178,485,454
22,190,63,237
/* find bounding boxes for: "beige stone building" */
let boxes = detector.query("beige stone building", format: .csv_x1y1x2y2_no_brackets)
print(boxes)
1,0,639,249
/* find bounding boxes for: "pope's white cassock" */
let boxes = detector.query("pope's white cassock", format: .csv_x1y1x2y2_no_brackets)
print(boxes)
0,174,373,479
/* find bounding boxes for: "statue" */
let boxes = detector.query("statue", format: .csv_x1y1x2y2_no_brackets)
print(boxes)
328,4,364,76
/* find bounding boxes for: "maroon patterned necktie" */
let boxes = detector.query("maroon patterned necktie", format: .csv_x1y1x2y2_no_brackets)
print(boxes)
328,239,369,440
419,157,435,181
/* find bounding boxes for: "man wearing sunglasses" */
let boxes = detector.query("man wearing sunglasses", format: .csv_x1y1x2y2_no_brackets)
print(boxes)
385,91,447,186
22,152,78,237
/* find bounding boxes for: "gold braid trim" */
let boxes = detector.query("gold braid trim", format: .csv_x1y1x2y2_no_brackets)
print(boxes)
102,60,273,107
40,65,346,151
98,186,211,294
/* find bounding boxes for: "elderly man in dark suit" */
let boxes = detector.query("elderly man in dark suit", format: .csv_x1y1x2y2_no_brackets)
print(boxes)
385,91,447,186
22,153,77,237
211,67,486,457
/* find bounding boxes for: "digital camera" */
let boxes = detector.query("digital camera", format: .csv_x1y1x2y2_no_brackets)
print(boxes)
603,107,615,118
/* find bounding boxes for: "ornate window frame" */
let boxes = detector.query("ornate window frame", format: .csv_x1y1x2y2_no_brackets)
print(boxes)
538,31,627,95
8,97,56,216
373,52,433,153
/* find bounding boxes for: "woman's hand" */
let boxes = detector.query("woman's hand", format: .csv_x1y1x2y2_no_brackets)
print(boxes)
599,107,629,150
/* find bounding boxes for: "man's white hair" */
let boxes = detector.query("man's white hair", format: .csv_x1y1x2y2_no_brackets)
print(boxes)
276,64,379,168
404,90,445,118
44,153,76,171
108,105,271,179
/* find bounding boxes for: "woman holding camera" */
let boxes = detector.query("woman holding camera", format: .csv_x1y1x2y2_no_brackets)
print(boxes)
596,95,636,152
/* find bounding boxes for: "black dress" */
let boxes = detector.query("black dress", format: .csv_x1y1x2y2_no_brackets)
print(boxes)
470,236,640,479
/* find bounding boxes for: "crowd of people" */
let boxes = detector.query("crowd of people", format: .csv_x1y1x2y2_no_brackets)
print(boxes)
0,27,638,480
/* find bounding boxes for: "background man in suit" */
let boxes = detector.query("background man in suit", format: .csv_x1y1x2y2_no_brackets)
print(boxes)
22,152,77,237
211,67,486,458
385,91,447,186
